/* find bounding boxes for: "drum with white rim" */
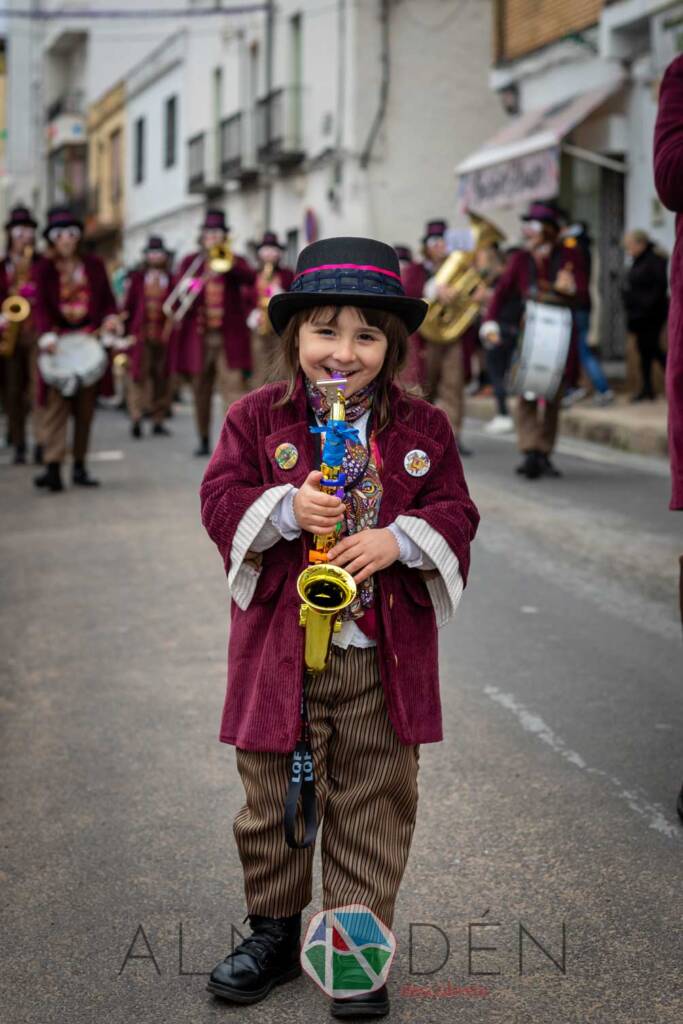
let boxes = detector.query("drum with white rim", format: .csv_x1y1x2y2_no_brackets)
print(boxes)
38,331,109,397
510,299,573,402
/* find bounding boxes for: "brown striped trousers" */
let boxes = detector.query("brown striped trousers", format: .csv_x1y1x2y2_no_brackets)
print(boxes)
233,645,420,929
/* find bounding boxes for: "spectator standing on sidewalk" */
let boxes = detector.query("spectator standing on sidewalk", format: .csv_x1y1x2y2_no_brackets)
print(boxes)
621,230,669,402
652,52,683,820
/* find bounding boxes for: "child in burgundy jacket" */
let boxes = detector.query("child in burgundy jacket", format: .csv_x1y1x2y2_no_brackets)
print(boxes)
200,237,479,1017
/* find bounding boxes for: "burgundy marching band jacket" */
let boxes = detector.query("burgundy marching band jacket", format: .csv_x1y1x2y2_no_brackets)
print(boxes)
654,53,683,511
484,243,590,386
33,253,118,402
122,267,173,383
200,374,480,753
170,252,256,376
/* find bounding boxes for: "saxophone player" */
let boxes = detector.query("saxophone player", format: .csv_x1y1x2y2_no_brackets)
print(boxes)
247,231,294,387
0,206,42,465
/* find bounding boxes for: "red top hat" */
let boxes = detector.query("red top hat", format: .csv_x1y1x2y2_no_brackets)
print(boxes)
393,245,413,262
43,205,84,240
258,231,284,250
143,235,170,254
422,219,448,244
521,201,562,227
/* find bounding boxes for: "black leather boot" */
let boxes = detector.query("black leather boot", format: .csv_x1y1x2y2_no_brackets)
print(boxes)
152,422,171,436
72,461,100,487
331,983,390,1019
515,450,542,479
207,912,302,1004
34,462,63,492
194,435,210,457
131,421,142,439
538,453,562,478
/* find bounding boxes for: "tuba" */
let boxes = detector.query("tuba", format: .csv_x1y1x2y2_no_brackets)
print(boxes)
419,212,506,345
0,246,34,359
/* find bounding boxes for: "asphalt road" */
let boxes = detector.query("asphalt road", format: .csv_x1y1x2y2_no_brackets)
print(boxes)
1,397,681,1024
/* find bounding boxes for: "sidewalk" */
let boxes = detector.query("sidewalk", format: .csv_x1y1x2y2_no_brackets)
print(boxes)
466,392,669,457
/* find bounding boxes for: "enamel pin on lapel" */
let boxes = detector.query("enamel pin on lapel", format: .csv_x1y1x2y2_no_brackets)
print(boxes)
404,449,430,477
274,443,299,470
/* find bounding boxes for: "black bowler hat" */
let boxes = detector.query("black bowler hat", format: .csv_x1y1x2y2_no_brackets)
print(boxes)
202,208,228,232
268,236,428,336
5,205,37,231
422,219,448,244
43,205,84,240
143,234,170,254
257,230,284,250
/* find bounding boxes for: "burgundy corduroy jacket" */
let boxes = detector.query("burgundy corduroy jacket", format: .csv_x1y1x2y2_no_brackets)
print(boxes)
170,252,255,376
200,375,480,753
654,53,683,511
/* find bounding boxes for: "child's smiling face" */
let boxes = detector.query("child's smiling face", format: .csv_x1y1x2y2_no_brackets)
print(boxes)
297,305,389,397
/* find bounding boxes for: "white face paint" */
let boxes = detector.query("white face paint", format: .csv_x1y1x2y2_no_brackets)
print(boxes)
258,245,281,265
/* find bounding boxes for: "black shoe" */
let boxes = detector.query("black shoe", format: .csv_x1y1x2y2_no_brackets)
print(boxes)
33,444,44,466
13,444,27,465
630,389,655,403
34,462,64,492
207,912,302,1005
538,453,562,478
677,784,683,825
72,463,100,487
152,423,171,436
131,421,142,439
331,983,390,1019
515,450,542,479
194,436,210,457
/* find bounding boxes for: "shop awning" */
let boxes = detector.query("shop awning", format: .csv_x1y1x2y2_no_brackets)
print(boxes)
456,78,624,211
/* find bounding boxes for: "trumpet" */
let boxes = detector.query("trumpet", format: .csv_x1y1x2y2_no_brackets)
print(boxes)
162,240,235,324
0,245,33,358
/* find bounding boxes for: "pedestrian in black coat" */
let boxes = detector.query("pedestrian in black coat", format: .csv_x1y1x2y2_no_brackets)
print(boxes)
622,230,669,401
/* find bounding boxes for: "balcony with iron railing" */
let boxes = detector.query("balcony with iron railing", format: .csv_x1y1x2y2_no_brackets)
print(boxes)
46,91,85,124
219,112,259,183
255,86,305,168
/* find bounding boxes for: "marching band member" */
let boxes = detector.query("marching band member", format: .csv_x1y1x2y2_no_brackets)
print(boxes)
394,244,427,390
122,235,174,439
200,237,479,1016
420,219,470,455
0,206,41,465
171,209,255,457
482,201,588,479
247,231,293,386
33,206,121,493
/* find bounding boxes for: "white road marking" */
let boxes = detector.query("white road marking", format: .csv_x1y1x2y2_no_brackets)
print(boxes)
485,686,681,841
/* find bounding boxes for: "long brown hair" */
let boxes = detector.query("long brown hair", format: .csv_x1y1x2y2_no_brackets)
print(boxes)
272,305,410,432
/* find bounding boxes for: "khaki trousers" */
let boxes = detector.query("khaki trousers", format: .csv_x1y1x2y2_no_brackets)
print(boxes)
42,383,97,464
234,646,420,929
516,391,562,454
191,330,248,440
3,335,32,448
424,339,465,436
127,341,171,425
251,328,280,388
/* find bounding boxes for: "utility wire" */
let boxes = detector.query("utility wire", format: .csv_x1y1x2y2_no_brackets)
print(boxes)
0,3,267,18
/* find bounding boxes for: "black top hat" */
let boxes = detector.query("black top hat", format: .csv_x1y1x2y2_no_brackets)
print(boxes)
43,205,84,240
268,236,428,336
422,219,448,244
394,244,413,262
202,209,228,232
5,205,37,231
257,231,284,250
143,234,170,254
520,201,562,227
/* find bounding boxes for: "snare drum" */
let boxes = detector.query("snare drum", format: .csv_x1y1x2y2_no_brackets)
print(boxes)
38,331,108,397
510,300,573,401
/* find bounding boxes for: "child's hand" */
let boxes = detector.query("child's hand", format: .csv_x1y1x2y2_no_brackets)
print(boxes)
293,470,345,534
328,528,400,585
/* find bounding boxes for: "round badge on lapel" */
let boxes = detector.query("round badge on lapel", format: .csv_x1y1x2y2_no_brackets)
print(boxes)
274,443,299,470
404,449,430,477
